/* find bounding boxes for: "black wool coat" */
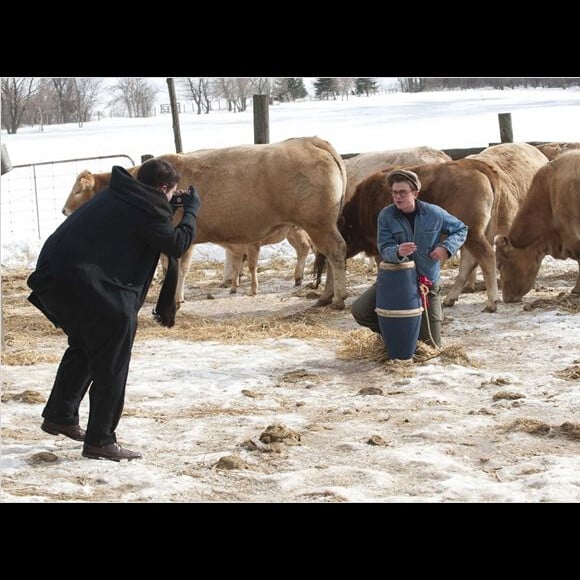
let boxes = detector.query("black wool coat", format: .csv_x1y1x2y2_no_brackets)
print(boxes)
27,166,197,330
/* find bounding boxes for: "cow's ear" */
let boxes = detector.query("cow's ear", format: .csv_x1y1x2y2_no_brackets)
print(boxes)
494,234,510,249
80,176,96,191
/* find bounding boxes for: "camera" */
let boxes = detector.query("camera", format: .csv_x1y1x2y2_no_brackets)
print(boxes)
170,185,195,207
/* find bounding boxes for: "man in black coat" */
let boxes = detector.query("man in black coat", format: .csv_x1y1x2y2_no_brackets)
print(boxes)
27,159,200,461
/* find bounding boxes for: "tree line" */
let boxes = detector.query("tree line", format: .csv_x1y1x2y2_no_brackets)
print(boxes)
2,77,579,134
397,77,580,92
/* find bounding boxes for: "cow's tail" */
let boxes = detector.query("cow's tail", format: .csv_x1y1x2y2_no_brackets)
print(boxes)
312,250,326,288
309,137,347,288
310,136,347,211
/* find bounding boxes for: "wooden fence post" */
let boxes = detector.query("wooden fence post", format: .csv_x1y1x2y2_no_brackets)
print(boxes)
167,78,183,153
1,143,12,175
253,94,269,144
498,113,513,143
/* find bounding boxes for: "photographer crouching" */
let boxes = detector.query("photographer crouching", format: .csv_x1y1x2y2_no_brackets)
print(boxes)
27,159,201,462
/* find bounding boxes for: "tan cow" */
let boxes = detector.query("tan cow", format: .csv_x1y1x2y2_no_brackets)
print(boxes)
344,146,451,200
63,137,348,309
222,225,314,295
334,143,548,312
535,142,580,161
495,150,580,302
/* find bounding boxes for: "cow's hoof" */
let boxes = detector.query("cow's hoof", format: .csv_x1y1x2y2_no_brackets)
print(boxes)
176,301,184,311
294,278,302,287
229,288,237,295
482,303,497,313
443,298,456,308
316,295,333,307
330,299,345,311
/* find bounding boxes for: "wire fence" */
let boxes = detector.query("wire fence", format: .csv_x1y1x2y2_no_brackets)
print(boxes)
1,155,135,244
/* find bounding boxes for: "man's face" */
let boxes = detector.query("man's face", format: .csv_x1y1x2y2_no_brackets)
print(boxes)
390,180,418,213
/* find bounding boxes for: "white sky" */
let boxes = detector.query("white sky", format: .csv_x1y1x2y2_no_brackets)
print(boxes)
1,87,579,502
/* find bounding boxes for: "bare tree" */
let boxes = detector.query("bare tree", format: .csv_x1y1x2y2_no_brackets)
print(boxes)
74,78,103,126
109,78,158,117
214,78,239,112
235,78,252,111
1,77,38,134
397,77,426,93
51,78,77,123
336,78,355,100
183,77,212,114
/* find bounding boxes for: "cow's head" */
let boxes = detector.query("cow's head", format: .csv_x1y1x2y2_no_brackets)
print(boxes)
62,170,107,216
495,235,543,302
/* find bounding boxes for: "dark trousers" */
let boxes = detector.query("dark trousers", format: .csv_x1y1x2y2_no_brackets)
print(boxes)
351,282,442,347
36,290,137,446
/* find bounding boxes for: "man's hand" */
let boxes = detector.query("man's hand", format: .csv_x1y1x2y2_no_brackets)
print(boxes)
429,246,449,261
398,242,417,258
182,185,201,217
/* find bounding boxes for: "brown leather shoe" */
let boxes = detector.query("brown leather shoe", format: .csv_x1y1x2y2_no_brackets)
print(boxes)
82,442,142,462
41,420,86,442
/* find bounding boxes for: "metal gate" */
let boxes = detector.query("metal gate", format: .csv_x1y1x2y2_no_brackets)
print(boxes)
1,154,135,244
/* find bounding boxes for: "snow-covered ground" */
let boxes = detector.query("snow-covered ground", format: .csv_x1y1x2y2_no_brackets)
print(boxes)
1,86,579,502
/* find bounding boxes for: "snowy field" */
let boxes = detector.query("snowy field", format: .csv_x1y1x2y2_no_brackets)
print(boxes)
1,86,579,502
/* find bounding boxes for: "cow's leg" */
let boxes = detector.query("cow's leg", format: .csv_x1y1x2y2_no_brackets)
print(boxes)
444,236,498,312
159,254,169,277
461,250,478,293
176,244,195,306
287,228,313,286
572,260,580,294
308,228,347,310
221,248,235,288
228,248,245,294
246,243,260,296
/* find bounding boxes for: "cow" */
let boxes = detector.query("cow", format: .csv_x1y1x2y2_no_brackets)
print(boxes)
535,142,580,161
343,146,451,200
63,136,348,309
327,143,548,312
494,150,580,302
221,224,314,295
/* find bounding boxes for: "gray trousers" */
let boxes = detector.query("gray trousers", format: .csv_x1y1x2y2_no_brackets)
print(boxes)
351,282,442,347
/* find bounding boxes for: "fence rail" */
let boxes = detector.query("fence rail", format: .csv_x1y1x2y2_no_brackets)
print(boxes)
1,154,135,245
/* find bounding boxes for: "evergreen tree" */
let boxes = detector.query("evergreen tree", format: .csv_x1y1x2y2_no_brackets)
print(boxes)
314,78,338,100
355,78,378,96
288,78,308,100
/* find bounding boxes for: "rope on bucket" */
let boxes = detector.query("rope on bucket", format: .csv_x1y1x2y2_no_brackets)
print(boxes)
418,275,441,353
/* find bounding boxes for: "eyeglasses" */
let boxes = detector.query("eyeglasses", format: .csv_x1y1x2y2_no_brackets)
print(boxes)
391,190,414,198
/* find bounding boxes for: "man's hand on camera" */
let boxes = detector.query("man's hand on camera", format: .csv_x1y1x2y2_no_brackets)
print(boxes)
182,185,201,217
170,189,188,207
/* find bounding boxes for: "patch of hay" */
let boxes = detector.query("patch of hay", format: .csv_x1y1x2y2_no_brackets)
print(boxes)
555,365,580,381
523,293,580,313
337,332,446,367
413,341,441,362
1,390,46,404
492,391,526,401
439,345,475,366
135,308,337,343
505,418,551,435
1,349,60,366
337,329,388,363
558,422,580,441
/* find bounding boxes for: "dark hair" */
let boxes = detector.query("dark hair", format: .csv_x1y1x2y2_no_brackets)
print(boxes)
136,159,180,189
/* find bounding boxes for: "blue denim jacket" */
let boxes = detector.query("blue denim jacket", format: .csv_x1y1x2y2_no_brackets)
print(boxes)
377,200,468,282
